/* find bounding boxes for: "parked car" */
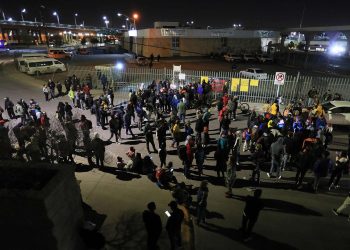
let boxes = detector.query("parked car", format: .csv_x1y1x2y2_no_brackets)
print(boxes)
77,48,92,55
224,53,242,62
239,68,268,80
48,49,72,59
242,54,257,63
322,101,350,126
136,56,150,66
256,54,274,63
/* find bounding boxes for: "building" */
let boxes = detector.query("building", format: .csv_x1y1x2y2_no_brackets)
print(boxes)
122,22,280,57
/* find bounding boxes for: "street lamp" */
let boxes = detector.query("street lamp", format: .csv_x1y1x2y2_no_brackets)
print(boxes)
104,20,109,28
117,12,130,30
103,16,107,20
21,9,26,22
74,13,78,26
7,17,13,22
53,11,60,25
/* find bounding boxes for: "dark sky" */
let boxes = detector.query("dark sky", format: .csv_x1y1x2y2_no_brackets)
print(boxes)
1,0,349,29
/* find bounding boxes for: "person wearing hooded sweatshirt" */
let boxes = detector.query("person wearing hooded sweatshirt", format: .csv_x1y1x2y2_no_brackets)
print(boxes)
267,136,284,179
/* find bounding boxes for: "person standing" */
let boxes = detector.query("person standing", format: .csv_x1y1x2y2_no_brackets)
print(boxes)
332,192,350,221
48,80,56,100
144,121,157,153
142,202,162,250
177,99,186,124
42,84,49,102
91,133,109,168
109,115,120,143
14,101,25,123
124,112,135,138
267,137,284,179
56,81,63,97
68,88,75,107
225,155,237,197
158,142,167,168
240,189,264,242
166,201,184,250
195,143,205,177
4,97,15,119
328,151,349,190
196,180,209,225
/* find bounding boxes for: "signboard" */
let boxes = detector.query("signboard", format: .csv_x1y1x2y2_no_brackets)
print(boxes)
231,78,240,92
200,76,209,83
173,65,181,72
250,79,259,87
240,79,249,92
128,30,137,37
179,73,186,80
274,72,286,85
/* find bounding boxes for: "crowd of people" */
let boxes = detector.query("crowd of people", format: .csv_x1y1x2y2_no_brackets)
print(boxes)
1,75,350,247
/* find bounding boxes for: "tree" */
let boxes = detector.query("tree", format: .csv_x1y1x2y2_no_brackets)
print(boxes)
90,37,99,47
81,37,87,46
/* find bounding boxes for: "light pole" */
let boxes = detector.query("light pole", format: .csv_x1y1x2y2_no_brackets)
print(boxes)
117,13,130,30
74,13,78,26
21,9,26,22
105,20,110,28
132,13,139,55
53,11,60,25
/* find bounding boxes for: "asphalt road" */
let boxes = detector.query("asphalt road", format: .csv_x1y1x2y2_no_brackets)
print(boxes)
1,56,350,250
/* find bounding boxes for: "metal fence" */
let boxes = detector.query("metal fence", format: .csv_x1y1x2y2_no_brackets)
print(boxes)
66,65,350,104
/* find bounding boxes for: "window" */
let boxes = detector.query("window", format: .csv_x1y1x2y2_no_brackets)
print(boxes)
54,61,62,65
172,37,180,48
331,107,350,113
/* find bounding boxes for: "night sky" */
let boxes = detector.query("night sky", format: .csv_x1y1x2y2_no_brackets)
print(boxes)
1,0,349,29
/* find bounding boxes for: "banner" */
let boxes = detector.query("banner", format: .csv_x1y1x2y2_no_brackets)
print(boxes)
200,76,209,83
250,79,259,87
231,78,240,92
240,79,249,92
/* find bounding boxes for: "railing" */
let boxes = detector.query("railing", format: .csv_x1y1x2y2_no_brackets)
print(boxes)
65,65,350,104
0,20,101,30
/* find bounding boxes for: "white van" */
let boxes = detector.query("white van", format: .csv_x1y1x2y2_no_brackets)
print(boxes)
24,58,67,75
15,53,49,71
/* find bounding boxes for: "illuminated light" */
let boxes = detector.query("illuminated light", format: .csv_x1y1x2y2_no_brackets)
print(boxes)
63,31,67,34
8,17,13,21
90,33,93,36
68,31,72,34
78,33,83,36
115,62,124,70
328,45,346,55
85,33,89,36
50,34,54,37
22,9,26,13
59,32,63,35
133,13,139,20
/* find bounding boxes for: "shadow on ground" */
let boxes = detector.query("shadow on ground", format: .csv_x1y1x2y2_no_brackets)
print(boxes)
231,194,322,216
99,167,142,181
200,222,298,250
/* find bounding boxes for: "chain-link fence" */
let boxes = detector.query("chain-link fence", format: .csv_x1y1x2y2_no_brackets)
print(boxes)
65,65,350,104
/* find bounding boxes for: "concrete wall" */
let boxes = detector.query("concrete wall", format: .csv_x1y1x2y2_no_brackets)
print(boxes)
0,163,84,250
132,37,263,57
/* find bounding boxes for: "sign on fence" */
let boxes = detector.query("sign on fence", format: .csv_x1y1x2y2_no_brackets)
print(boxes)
274,72,286,85
201,76,209,83
231,78,240,92
250,79,259,87
240,79,249,92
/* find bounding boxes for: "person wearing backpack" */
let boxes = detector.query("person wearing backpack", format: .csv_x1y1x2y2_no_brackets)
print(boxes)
328,151,349,190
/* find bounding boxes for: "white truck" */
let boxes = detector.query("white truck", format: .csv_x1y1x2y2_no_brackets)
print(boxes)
239,68,268,80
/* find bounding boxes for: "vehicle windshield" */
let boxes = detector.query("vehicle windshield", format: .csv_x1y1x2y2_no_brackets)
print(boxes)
255,69,264,73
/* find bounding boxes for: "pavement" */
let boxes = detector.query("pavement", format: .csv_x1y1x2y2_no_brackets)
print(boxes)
1,56,350,250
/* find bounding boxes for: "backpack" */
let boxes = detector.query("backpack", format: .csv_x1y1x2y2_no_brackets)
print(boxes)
177,145,187,161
